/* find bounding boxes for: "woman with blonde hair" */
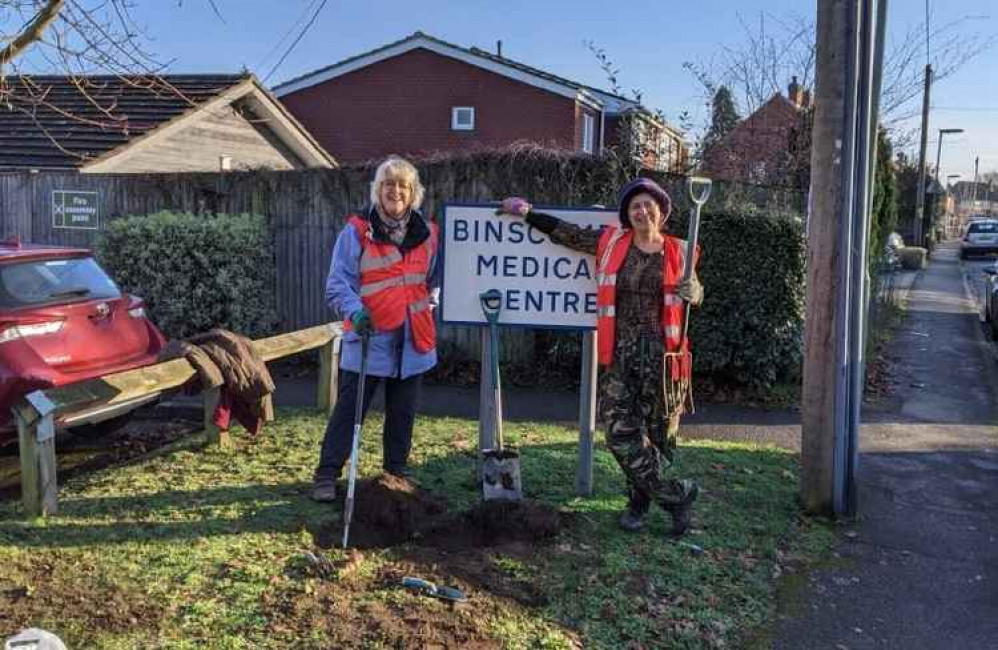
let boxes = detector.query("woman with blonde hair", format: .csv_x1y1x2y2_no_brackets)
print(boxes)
312,156,439,501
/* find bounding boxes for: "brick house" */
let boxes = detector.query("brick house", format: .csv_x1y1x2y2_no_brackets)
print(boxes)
273,31,686,170
703,78,811,186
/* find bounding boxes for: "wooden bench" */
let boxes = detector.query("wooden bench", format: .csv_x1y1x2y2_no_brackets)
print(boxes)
13,322,343,518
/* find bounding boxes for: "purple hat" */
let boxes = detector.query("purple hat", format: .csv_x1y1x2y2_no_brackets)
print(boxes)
617,178,672,228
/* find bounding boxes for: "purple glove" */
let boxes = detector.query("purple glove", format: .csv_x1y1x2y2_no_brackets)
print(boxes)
497,197,532,217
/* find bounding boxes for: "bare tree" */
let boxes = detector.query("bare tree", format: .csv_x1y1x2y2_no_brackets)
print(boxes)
684,11,995,142
0,1,225,162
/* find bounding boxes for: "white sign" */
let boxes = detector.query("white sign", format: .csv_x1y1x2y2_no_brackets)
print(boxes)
441,204,618,329
52,190,100,229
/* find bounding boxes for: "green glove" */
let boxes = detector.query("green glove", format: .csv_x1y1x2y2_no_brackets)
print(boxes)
350,307,371,334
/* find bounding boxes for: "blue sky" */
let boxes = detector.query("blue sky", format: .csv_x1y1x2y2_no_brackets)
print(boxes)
30,1,998,180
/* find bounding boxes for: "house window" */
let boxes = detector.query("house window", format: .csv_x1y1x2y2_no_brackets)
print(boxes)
451,107,475,131
582,113,595,153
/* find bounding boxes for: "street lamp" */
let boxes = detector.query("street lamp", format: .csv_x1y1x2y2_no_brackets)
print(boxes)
926,128,964,244
934,128,964,192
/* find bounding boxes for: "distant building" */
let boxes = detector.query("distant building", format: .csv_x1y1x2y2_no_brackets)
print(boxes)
702,78,811,186
0,74,335,173
273,31,687,170
951,180,998,229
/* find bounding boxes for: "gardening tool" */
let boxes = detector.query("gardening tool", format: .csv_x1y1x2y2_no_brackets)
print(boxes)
342,330,371,549
479,289,522,501
401,576,468,603
671,539,705,556
680,176,712,340
663,177,713,417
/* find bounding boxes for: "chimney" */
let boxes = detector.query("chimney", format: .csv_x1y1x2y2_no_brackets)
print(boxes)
788,76,804,107
497,40,503,57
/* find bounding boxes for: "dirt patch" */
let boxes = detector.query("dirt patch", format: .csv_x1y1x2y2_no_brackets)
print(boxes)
262,579,504,649
312,474,566,552
0,551,163,641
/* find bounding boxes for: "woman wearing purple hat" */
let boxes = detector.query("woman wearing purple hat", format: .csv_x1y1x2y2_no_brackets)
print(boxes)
496,178,703,537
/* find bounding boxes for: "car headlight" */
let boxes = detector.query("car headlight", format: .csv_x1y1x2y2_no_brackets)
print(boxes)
128,307,146,319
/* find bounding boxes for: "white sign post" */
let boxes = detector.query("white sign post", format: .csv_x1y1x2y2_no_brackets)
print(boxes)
441,204,618,496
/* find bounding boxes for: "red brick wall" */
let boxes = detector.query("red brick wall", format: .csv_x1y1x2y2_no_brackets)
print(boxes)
279,48,580,164
703,94,801,184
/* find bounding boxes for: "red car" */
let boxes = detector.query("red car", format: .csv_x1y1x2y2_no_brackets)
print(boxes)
0,239,166,446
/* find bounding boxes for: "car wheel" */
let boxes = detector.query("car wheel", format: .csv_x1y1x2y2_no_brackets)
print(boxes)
68,412,134,439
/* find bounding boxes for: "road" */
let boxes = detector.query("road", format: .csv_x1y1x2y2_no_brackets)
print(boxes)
774,242,998,650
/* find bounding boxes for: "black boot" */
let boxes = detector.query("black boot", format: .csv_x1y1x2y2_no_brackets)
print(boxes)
618,486,651,532
666,481,700,538
618,510,646,532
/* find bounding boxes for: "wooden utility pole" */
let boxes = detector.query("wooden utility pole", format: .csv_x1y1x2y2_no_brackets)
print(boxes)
802,0,853,514
913,64,933,246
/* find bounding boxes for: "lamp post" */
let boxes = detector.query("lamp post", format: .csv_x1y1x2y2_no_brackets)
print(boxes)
927,128,964,245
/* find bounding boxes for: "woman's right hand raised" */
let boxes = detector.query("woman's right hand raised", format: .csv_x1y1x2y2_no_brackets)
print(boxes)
495,197,532,217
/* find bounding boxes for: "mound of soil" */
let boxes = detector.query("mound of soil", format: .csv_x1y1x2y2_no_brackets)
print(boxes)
316,474,566,552
420,499,563,550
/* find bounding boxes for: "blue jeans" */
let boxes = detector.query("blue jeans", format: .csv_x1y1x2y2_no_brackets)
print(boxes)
314,369,422,482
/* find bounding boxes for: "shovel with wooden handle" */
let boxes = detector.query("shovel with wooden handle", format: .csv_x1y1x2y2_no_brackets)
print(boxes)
341,330,370,549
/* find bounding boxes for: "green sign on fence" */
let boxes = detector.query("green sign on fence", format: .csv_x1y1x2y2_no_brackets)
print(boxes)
52,190,100,230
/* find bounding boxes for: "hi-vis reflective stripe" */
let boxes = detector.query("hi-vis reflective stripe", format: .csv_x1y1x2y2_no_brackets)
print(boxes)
597,273,617,286
360,250,403,272
598,305,616,318
663,325,681,338
663,294,683,307
359,273,428,297
409,297,431,313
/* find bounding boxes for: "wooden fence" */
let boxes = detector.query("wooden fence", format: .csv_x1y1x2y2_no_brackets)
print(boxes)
0,163,804,364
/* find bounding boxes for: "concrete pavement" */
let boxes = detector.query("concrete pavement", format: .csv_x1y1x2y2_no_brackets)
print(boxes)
772,242,998,650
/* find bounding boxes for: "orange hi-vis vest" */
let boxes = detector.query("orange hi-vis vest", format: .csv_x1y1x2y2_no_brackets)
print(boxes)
595,226,694,378
346,215,438,354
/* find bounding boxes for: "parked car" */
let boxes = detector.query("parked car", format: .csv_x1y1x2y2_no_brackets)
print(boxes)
0,239,166,446
982,261,998,336
960,219,998,260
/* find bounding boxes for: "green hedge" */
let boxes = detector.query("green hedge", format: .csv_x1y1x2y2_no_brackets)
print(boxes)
95,212,278,340
675,211,807,389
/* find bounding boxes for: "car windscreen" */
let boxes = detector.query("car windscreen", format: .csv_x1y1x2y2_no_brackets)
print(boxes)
0,256,121,308
968,222,998,234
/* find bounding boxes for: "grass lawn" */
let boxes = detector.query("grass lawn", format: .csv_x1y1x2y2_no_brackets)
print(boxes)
0,409,832,649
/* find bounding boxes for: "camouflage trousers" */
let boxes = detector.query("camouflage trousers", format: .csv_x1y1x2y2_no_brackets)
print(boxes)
599,334,695,513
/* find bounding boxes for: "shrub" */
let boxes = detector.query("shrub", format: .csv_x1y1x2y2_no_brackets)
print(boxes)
95,212,278,340
683,211,807,389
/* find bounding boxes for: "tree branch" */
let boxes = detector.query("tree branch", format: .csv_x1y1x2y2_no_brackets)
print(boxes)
0,0,65,67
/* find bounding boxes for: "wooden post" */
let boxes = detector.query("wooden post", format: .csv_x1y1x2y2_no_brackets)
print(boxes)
802,0,851,515
16,411,40,517
203,387,230,447
576,330,598,496
317,337,339,417
16,406,58,518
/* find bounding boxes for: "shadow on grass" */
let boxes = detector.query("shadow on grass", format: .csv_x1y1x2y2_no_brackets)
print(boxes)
0,439,800,553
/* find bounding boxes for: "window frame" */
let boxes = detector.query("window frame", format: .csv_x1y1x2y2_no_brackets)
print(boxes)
582,113,595,153
451,106,475,131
